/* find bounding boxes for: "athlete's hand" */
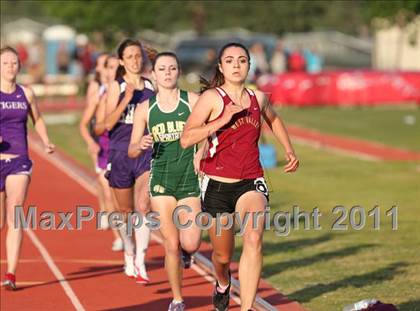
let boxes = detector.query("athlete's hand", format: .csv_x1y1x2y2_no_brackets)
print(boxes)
45,142,55,154
193,152,202,175
284,151,299,173
220,101,245,126
139,134,153,151
88,141,100,156
124,83,135,99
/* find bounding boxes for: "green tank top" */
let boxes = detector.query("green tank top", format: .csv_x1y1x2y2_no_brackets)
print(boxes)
147,90,195,172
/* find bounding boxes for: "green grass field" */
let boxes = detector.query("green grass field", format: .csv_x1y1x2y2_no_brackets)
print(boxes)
277,106,420,151
42,108,420,311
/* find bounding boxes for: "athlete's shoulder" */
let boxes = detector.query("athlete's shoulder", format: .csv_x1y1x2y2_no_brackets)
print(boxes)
200,88,220,100
253,89,265,98
185,91,199,108
138,99,151,114
20,84,35,103
138,98,151,123
88,79,100,88
252,89,267,108
196,89,222,111
87,79,100,94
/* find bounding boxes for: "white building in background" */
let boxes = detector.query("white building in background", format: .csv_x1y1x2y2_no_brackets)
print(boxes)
373,15,420,70
1,17,47,45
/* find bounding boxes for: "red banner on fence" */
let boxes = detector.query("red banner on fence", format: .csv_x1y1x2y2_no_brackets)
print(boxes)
257,70,420,106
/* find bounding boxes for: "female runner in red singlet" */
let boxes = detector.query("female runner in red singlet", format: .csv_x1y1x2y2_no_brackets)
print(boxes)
181,42,299,311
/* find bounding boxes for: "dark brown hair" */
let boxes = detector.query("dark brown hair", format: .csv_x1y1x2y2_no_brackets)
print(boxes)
115,39,143,78
152,52,180,70
200,42,250,93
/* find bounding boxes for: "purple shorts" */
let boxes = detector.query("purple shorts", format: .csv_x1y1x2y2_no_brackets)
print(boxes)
105,149,151,189
96,133,109,172
96,147,108,173
0,155,33,191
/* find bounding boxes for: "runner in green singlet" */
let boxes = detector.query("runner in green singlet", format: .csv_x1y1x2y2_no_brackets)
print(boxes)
147,87,200,200
128,52,203,311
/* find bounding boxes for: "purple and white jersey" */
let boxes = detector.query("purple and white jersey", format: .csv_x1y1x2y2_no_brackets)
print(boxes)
0,84,29,156
109,77,154,151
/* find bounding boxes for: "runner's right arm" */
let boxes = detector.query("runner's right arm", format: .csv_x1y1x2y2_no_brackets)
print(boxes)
128,100,152,158
105,81,134,131
187,91,207,174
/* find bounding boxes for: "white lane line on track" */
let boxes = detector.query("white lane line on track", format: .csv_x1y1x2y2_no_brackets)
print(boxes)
29,142,86,311
26,229,85,311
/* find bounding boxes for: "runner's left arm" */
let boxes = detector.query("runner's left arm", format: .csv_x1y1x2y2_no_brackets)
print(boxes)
257,90,298,173
80,82,100,155
24,86,55,154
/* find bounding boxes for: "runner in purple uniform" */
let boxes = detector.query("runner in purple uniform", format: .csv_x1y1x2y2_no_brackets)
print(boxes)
0,46,55,290
79,53,122,251
103,39,155,284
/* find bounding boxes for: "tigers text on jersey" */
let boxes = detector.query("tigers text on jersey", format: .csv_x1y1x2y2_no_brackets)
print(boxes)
0,84,29,156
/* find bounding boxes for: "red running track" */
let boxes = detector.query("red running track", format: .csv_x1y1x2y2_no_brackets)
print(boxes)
1,142,305,311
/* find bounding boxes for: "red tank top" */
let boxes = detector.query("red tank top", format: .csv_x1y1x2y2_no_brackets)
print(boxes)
201,87,264,179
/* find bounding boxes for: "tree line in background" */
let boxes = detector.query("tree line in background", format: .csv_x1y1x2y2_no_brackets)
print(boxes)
2,0,419,40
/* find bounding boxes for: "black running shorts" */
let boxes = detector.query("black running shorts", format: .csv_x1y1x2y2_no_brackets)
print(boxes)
200,175,269,218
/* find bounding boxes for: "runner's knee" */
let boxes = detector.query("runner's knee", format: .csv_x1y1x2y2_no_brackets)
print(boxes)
180,238,200,254
117,206,133,218
6,208,18,228
164,237,180,256
103,188,113,202
136,194,150,214
213,250,231,265
243,230,263,252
